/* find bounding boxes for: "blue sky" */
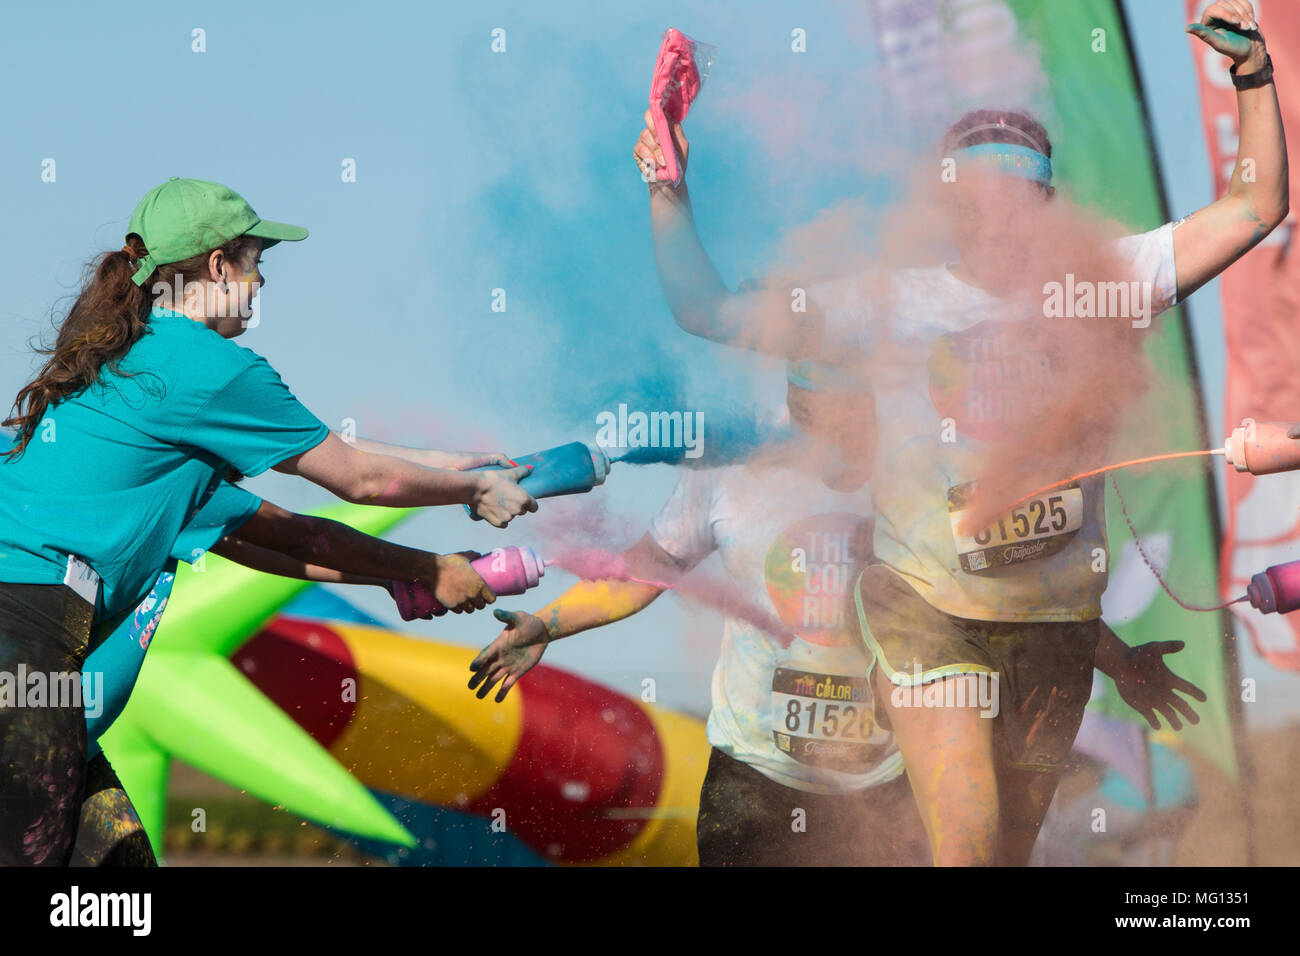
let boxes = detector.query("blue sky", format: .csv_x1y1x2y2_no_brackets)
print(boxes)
4,0,1295,725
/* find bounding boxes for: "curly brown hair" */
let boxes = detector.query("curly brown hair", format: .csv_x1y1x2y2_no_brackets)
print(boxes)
4,233,259,458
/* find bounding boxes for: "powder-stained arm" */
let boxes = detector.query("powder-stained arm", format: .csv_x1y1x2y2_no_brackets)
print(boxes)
1174,5,1287,302
467,533,702,702
639,111,820,358
218,498,494,614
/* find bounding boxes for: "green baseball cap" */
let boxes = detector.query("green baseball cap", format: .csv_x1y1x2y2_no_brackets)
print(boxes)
126,177,308,286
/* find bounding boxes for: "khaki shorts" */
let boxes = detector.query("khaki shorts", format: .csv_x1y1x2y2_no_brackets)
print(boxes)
854,565,1099,773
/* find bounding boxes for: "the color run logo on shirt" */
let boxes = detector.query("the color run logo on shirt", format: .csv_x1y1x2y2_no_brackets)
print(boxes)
928,320,1056,442
764,512,873,646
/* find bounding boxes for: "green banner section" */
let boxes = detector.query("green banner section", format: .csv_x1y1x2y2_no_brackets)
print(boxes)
1003,0,1235,777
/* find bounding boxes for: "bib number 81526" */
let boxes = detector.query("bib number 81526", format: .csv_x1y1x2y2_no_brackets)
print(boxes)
770,668,887,773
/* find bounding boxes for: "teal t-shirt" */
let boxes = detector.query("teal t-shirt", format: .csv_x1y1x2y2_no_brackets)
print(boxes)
0,308,328,618
83,481,263,759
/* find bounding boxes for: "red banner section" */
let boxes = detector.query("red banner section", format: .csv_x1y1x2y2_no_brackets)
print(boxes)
1188,0,1300,669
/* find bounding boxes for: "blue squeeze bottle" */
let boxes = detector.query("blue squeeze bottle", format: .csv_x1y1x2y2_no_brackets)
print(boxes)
466,441,612,520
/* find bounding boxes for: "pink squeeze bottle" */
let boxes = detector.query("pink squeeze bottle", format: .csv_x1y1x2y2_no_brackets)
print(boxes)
1245,558,1300,615
1222,421,1300,476
391,546,547,619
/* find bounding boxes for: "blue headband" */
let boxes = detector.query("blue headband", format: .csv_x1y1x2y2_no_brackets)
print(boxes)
955,142,1053,185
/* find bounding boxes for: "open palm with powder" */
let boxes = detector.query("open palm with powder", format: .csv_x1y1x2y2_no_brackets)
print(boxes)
468,609,550,702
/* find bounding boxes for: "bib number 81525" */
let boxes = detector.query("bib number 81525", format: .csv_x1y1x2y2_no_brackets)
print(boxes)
948,481,1083,574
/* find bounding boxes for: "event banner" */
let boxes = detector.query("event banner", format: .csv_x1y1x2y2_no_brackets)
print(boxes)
1187,0,1300,673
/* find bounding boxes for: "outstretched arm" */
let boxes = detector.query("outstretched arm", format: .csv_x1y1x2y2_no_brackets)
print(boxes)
1175,2,1288,301
467,533,698,702
638,112,818,357
337,434,515,472
211,499,494,614
273,432,536,527
209,536,388,587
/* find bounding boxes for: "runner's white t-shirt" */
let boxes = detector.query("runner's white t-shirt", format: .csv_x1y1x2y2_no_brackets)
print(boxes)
813,225,1179,623
650,446,903,794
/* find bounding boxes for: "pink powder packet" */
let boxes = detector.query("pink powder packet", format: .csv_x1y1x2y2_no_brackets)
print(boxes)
649,28,717,184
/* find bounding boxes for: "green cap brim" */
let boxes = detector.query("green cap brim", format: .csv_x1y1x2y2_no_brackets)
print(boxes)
244,219,309,248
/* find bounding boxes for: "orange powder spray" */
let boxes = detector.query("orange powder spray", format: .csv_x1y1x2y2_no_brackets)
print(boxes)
994,448,1245,614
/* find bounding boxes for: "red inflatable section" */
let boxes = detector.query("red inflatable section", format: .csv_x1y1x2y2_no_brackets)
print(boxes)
467,664,665,862
234,616,666,863
233,618,358,749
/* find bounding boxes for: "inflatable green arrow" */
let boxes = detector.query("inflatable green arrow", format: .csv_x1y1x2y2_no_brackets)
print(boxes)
99,503,418,858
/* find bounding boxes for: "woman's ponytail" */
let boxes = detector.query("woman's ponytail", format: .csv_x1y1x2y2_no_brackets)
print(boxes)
3,236,152,458
4,231,259,458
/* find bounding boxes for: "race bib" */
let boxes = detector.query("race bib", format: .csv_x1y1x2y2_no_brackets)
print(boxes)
64,554,101,607
770,667,890,773
948,479,1083,574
